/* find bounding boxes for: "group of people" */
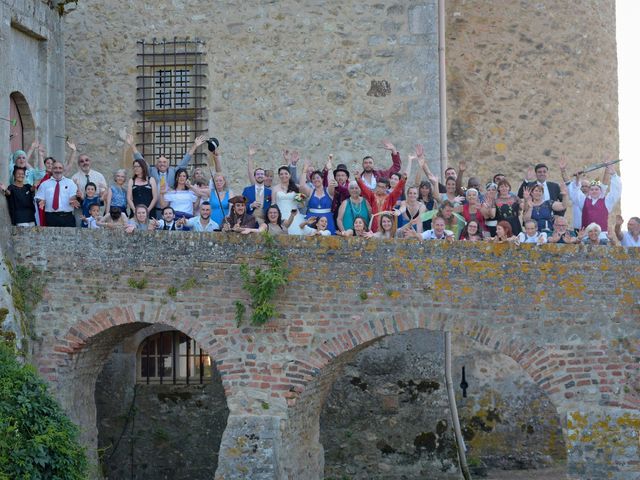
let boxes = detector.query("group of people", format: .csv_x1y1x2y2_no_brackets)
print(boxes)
2,136,639,247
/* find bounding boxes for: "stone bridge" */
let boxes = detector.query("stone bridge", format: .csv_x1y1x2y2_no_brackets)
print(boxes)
9,228,640,479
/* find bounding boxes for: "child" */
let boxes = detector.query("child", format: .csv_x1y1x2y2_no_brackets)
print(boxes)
82,203,102,229
79,182,101,221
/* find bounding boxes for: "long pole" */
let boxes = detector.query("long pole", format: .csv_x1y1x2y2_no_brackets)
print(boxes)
438,0,448,180
444,331,471,480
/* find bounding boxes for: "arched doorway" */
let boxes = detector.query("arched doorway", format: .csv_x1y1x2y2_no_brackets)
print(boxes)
95,324,229,479
280,329,567,480
9,92,35,152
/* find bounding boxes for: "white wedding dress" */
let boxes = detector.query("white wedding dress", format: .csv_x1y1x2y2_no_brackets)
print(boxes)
276,191,306,235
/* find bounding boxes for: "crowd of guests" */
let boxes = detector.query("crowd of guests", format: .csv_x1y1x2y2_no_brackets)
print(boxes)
1,137,638,248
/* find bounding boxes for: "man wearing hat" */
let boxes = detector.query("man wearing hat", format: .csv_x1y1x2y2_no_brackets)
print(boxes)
223,195,259,232
324,161,351,223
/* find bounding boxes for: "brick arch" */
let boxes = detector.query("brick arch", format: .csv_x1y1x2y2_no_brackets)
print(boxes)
42,303,238,466
44,303,236,381
278,318,565,479
282,311,558,406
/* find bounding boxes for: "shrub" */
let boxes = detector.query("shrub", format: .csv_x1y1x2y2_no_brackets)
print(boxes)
0,343,87,479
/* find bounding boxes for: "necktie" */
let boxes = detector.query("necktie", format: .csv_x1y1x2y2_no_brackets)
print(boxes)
85,174,90,185
52,180,60,210
257,186,263,201
160,173,166,190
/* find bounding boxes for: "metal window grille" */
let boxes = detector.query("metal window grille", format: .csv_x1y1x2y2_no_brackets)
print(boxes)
136,38,208,166
139,331,212,385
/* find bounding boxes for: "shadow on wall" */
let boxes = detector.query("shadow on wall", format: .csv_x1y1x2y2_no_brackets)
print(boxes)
314,329,566,479
95,324,229,480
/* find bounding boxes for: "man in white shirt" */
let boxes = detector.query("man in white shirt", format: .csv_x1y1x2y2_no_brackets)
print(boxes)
71,153,107,227
615,215,640,247
420,216,454,241
35,161,79,227
177,202,219,232
517,220,548,245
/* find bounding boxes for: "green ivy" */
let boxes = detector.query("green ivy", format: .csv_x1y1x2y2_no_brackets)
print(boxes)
0,342,87,479
8,264,45,340
235,233,289,326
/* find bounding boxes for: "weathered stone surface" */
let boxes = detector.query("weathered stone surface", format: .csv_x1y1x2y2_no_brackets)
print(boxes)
62,0,442,184
320,330,566,479
445,1,619,192
0,0,66,183
8,228,640,479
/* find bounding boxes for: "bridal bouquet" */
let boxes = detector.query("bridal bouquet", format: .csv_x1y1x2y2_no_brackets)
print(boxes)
294,193,306,204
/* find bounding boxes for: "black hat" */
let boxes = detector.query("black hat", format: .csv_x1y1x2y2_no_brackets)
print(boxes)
207,137,220,152
333,163,350,179
229,195,247,205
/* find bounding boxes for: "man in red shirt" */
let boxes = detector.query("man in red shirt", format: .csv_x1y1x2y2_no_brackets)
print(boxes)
359,140,402,191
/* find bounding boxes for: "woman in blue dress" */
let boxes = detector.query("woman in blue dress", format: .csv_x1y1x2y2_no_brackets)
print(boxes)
300,168,336,234
207,173,233,227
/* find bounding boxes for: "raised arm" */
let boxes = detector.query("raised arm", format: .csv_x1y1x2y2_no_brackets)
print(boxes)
614,215,624,242
377,140,402,178
455,160,466,196
247,145,257,184
288,150,300,184
178,135,205,169
326,155,336,197
64,140,78,175
298,161,313,197
604,164,621,211
354,170,375,205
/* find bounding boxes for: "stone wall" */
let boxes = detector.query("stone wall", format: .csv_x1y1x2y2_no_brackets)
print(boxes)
0,0,66,182
10,228,640,479
445,0,619,190
62,0,442,189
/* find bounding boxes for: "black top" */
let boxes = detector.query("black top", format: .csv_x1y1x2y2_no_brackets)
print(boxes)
7,184,36,225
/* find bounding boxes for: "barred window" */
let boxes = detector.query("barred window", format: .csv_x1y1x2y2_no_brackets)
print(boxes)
136,38,208,166
137,331,212,385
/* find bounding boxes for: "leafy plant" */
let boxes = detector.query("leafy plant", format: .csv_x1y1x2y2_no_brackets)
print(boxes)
235,233,289,326
127,277,147,290
166,286,178,298
0,342,87,478
359,291,368,301
9,264,45,340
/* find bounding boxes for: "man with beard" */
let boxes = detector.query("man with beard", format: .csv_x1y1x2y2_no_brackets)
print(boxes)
178,202,219,232
223,196,258,232
359,140,402,191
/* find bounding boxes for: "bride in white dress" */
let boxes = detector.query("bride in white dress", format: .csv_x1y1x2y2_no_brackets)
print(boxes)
272,165,306,235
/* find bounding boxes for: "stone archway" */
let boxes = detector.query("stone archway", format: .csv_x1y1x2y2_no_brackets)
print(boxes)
95,324,229,479
40,306,233,471
9,91,35,152
278,327,567,480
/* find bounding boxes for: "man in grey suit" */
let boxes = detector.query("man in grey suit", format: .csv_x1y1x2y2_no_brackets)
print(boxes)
127,135,206,218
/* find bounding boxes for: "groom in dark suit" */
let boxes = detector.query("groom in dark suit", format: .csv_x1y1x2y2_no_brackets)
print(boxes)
518,163,566,215
242,168,271,221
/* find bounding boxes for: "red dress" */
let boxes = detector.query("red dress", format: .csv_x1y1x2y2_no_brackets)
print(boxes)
357,177,405,232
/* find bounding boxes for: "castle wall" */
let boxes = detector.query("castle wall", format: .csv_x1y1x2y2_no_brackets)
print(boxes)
62,0,442,189
0,0,66,181
445,0,619,191
12,228,640,479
